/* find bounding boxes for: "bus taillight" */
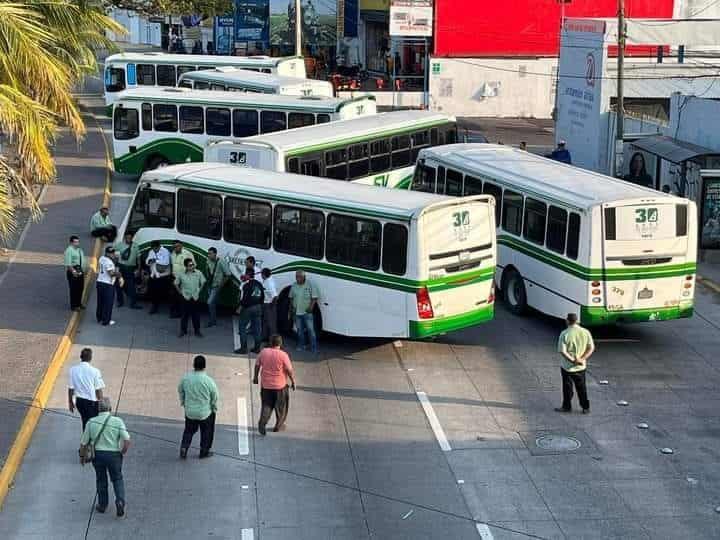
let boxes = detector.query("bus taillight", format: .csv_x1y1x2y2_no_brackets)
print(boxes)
416,287,434,319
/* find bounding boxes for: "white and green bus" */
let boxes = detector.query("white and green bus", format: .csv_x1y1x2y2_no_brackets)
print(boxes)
411,144,697,325
112,87,377,175
204,110,457,188
104,52,306,111
119,163,497,338
178,67,334,97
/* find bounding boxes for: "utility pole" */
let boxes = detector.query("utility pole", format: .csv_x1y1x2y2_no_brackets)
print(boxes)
615,0,626,177
295,0,303,57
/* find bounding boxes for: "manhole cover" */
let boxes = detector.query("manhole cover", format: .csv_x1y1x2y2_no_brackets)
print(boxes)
535,435,581,452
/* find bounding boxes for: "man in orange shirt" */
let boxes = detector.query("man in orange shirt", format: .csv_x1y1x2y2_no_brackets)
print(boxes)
253,335,296,436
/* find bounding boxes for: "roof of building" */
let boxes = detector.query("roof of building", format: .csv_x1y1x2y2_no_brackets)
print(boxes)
631,135,720,164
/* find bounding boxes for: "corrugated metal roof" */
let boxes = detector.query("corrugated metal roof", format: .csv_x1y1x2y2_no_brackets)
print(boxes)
631,135,718,163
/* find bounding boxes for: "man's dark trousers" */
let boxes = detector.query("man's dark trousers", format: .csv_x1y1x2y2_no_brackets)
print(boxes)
116,266,138,307
561,368,589,411
96,282,115,325
67,270,84,309
75,397,99,430
92,450,125,508
181,413,215,455
259,386,289,431
180,298,201,334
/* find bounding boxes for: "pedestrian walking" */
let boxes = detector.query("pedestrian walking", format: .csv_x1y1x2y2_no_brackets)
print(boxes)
175,258,206,338
555,313,595,414
205,247,230,327
68,348,105,430
89,207,117,242
178,355,219,459
64,235,87,312
146,240,172,314
96,246,119,326
170,240,195,318
253,335,296,435
289,270,320,353
261,267,278,342
549,140,572,164
114,232,142,309
79,397,131,517
234,268,265,354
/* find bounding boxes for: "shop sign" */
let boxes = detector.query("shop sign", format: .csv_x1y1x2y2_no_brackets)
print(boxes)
389,0,432,37
431,62,440,74
700,174,720,249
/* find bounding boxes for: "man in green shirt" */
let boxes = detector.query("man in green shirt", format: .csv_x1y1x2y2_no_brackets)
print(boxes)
80,398,130,517
205,247,230,327
175,258,206,338
114,232,142,309
170,240,195,318
178,355,219,459
289,270,321,353
64,235,87,311
555,313,595,414
89,207,117,242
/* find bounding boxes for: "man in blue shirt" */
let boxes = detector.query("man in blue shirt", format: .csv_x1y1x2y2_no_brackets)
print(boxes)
550,140,572,164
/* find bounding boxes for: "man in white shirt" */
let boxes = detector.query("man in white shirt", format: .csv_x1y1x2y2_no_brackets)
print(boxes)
261,267,279,343
68,348,105,429
96,246,119,326
146,240,172,314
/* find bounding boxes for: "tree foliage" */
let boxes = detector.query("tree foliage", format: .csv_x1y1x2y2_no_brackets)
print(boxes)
103,0,232,17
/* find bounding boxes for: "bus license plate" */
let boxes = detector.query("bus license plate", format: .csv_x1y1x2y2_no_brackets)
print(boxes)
638,287,653,300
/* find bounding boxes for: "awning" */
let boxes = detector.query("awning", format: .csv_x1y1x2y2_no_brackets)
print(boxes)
630,135,718,164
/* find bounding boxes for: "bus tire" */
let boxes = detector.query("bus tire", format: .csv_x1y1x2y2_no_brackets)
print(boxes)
502,268,527,315
145,155,170,171
276,287,293,335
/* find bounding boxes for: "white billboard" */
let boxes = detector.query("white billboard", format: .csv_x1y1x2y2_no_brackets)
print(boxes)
390,0,433,37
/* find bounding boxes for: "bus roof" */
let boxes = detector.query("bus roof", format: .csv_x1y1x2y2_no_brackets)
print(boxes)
419,144,678,210
115,87,373,113
215,110,456,154
105,52,300,67
178,68,330,90
143,162,459,221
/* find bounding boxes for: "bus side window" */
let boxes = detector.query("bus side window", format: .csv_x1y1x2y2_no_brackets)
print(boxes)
370,139,390,173
502,189,523,235
382,223,408,276
129,188,175,233
179,106,204,134
178,80,192,89
136,64,156,85
411,130,429,162
274,205,325,260
301,159,321,177
288,112,315,129
261,110,287,133
546,206,568,254
566,213,581,260
445,168,463,196
211,84,226,91
176,65,195,83
141,103,152,132
523,198,547,245
113,106,139,140
287,158,299,174
483,182,502,227
206,107,231,136
177,189,222,240
262,68,271,74
445,126,457,144
153,104,178,132
430,128,438,146
157,65,176,87
317,114,331,124
224,197,272,249
194,81,210,90
348,143,370,179
391,134,411,168
233,109,259,137
325,148,348,180
327,214,381,270
411,163,436,193
105,67,126,92
463,175,483,196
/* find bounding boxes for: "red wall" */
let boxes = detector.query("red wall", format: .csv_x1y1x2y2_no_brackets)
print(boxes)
433,0,675,57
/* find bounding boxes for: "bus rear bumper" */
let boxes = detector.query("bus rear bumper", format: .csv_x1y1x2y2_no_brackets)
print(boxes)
409,304,494,339
580,303,694,325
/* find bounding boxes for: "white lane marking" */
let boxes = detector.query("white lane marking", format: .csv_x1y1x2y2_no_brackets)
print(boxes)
476,523,494,539
416,391,451,452
241,529,254,540
237,397,249,456
233,316,241,351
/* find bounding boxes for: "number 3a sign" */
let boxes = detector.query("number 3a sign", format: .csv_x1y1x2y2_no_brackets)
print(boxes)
453,211,470,227
635,207,658,223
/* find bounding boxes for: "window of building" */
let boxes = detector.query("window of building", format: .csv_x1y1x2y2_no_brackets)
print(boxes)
567,212,581,260
412,164,436,193
153,104,178,132
546,206,568,254
382,223,408,276
501,189,523,235
260,110,286,133
273,205,324,259
326,214,381,270
223,197,272,248
105,67,125,92
141,103,152,131
176,65,195,82
113,107,138,140
463,175,482,196
179,106,204,134
156,65,176,86
233,109,258,137
177,189,222,239
445,169,463,196
523,198,547,245
348,143,369,179
128,188,175,234
483,182,502,226
136,64,156,85
206,107,231,136
370,139,390,172
288,112,316,129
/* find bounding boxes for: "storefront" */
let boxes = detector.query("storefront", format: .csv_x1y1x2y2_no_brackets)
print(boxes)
359,0,390,73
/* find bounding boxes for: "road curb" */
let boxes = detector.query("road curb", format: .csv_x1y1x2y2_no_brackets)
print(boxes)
697,275,720,295
0,114,113,510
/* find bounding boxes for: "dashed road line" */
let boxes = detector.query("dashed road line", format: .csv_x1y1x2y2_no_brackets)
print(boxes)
241,528,254,540
475,523,495,539
416,391,452,452
237,397,249,456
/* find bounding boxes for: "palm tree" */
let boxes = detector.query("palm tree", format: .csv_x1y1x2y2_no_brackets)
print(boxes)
0,1,125,239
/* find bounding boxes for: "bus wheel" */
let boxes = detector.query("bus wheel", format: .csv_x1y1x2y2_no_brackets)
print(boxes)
146,155,170,171
502,269,527,315
276,288,293,336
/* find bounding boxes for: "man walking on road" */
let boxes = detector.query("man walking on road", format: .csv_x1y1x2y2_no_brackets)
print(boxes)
96,246,119,326
175,258,206,338
290,270,320,353
235,268,264,355
170,240,195,318
89,207,117,242
261,267,278,342
114,232,142,309
80,397,130,517
146,240,172,314
254,335,296,435
205,247,230,327
555,313,595,414
178,355,219,459
68,348,105,430
64,235,87,312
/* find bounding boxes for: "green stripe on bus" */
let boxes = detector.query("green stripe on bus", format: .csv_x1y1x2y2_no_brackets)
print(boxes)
409,305,494,338
395,174,414,190
498,235,696,281
580,303,694,325
114,138,204,174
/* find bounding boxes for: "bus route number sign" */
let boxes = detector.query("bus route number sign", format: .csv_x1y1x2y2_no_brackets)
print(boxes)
453,210,470,241
228,151,247,165
635,207,658,224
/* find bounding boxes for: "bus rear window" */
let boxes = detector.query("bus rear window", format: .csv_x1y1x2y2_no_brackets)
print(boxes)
113,107,139,140
105,67,125,92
